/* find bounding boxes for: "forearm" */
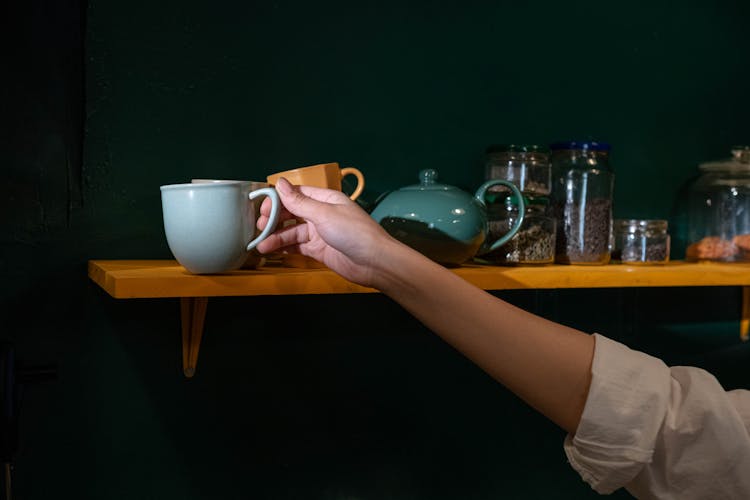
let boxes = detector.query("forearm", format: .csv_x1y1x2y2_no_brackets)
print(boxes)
372,239,595,434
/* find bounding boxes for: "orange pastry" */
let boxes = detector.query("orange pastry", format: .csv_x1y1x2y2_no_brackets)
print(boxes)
686,236,737,260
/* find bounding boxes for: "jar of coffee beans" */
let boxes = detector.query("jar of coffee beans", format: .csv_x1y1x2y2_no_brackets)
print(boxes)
550,141,615,265
611,219,670,264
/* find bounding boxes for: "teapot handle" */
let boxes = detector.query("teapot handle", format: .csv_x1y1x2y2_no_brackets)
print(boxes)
474,180,526,254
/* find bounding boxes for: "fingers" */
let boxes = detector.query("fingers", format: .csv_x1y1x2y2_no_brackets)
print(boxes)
255,220,309,255
273,178,351,222
257,177,356,244
259,178,348,218
288,182,352,205
259,194,294,220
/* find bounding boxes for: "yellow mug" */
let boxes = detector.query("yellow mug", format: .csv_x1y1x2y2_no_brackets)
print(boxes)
266,162,365,200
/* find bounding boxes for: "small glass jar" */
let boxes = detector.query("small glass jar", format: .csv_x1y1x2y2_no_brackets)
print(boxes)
611,219,670,265
480,195,556,265
550,141,615,265
485,144,551,196
686,146,750,262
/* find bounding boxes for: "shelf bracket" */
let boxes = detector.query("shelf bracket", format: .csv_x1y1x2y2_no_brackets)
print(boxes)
742,287,750,342
180,297,208,378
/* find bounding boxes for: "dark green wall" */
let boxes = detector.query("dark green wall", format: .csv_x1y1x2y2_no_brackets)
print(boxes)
3,0,750,498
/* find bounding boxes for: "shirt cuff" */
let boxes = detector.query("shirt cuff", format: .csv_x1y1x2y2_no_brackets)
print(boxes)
563,333,671,494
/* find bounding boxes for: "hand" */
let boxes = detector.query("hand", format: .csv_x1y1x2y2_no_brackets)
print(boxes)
256,177,395,288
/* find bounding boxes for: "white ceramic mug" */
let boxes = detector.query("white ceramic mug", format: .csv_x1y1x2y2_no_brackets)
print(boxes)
191,179,271,269
160,180,280,274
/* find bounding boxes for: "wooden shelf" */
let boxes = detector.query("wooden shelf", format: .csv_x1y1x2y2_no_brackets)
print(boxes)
88,259,750,298
87,259,377,298
87,259,750,377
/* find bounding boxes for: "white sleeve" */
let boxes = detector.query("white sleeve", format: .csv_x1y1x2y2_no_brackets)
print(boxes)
563,333,750,499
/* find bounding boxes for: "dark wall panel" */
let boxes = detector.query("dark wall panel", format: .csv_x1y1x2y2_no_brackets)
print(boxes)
2,1,750,498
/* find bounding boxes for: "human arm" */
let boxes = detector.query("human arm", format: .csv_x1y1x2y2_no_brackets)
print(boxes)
256,177,595,434
257,178,750,497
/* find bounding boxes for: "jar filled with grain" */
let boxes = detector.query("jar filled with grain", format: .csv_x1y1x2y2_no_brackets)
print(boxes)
686,146,750,262
550,141,615,265
479,195,556,265
481,144,556,265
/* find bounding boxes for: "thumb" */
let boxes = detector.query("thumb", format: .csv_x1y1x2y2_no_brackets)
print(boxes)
275,177,329,223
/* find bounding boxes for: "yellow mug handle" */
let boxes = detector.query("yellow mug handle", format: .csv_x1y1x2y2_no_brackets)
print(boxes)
340,167,365,200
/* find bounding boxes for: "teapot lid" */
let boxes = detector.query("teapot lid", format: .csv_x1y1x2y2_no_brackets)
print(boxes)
399,169,459,192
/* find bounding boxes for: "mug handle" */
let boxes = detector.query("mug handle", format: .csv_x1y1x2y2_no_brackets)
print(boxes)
246,187,281,251
340,167,365,201
474,180,526,254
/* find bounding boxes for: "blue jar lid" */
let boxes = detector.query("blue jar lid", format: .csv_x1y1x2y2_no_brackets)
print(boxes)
549,141,612,152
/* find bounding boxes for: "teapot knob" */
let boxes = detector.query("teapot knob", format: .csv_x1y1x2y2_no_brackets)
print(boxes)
419,169,438,185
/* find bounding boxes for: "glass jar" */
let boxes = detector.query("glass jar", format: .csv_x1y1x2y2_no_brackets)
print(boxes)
479,195,556,265
550,141,615,265
485,144,551,196
611,219,670,264
482,144,555,265
686,146,750,262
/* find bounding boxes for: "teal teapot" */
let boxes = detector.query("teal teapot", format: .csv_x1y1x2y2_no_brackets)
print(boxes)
370,169,525,266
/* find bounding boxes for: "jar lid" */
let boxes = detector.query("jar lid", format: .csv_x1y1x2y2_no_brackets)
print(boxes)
549,141,612,152
698,146,750,172
614,219,668,232
485,144,548,154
